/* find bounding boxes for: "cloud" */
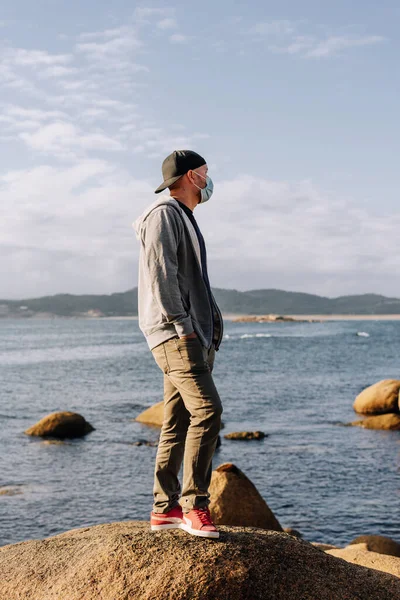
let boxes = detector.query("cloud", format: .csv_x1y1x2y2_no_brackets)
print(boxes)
4,48,73,67
248,20,385,58
0,161,152,298
5,105,68,121
75,32,142,61
251,20,296,36
157,18,177,30
195,175,400,296
4,12,391,301
78,27,131,41
0,18,202,161
19,122,124,156
133,7,171,22
169,33,189,44
305,35,385,58
39,65,78,78
1,164,400,298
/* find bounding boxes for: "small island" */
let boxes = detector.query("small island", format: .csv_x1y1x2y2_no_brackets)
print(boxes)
232,314,323,323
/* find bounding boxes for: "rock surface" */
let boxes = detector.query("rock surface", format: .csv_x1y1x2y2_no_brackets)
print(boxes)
0,486,23,497
232,315,320,323
135,403,222,447
350,413,400,430
224,431,266,440
209,463,282,531
353,379,400,415
135,402,225,431
326,543,400,578
24,411,95,439
135,401,164,427
349,535,400,558
1,521,400,600
312,542,339,551
283,528,302,539
131,440,158,447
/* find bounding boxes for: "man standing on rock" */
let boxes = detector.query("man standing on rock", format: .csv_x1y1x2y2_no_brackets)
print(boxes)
134,150,224,539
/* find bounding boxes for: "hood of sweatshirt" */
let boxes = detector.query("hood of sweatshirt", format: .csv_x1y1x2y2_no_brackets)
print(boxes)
133,196,182,240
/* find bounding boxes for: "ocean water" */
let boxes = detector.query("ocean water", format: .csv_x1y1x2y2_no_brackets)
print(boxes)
1,318,399,548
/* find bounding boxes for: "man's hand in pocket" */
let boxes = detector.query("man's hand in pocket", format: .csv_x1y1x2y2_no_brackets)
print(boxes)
179,332,197,339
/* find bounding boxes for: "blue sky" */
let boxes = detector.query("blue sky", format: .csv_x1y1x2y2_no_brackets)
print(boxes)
1,1,399,299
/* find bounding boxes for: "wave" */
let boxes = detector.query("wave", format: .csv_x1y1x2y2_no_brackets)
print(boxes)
241,333,272,339
224,333,272,340
357,332,370,337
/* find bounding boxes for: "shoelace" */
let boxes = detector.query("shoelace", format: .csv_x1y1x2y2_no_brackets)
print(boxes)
194,508,212,525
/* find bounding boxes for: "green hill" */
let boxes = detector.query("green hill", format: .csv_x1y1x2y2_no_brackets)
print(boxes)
1,288,400,318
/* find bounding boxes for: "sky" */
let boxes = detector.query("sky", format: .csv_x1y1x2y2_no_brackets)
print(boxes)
1,0,399,299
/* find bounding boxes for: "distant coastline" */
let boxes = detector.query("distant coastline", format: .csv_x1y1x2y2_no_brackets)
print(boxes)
3,313,400,321
226,314,400,321
3,287,400,320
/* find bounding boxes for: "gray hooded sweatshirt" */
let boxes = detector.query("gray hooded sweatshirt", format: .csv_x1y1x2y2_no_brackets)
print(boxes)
133,196,223,352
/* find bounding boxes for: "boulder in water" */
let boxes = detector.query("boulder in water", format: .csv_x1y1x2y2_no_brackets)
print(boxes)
209,463,282,531
131,440,158,447
326,543,400,578
24,411,94,439
348,535,400,558
284,528,302,539
349,414,400,430
135,401,164,427
224,431,266,440
135,403,222,448
312,542,339,551
1,521,400,600
353,379,400,415
0,486,23,497
135,402,225,430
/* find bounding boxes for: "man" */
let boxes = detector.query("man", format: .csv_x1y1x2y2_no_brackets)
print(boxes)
134,150,224,539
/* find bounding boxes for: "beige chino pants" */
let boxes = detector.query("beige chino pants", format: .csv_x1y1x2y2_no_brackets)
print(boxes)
151,335,223,514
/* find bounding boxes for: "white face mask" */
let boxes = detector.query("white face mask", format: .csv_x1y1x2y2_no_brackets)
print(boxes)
193,172,214,203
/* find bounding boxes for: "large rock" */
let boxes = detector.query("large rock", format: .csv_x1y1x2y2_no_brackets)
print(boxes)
349,535,400,558
135,402,225,430
0,486,23,497
353,380,400,415
224,431,266,440
1,521,400,600
135,403,222,448
326,543,400,578
24,411,94,439
209,463,282,531
135,401,164,427
350,414,400,430
313,542,339,551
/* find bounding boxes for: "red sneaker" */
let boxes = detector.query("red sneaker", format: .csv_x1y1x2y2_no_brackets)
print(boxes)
180,507,219,539
150,505,183,531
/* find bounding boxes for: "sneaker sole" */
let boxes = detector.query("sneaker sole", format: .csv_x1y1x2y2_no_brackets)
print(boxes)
180,522,219,539
151,523,182,531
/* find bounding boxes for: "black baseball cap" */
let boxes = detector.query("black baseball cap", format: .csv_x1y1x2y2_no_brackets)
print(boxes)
154,150,206,194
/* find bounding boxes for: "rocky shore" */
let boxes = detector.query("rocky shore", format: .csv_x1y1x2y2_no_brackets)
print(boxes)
1,521,400,600
232,314,321,323
3,378,400,598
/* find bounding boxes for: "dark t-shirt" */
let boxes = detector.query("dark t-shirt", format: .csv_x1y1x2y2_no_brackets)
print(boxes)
177,201,215,333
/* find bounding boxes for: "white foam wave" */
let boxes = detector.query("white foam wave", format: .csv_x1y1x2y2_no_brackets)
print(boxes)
240,333,272,339
357,332,370,337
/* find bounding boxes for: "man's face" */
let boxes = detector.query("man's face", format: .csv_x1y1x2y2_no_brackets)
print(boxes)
189,164,208,191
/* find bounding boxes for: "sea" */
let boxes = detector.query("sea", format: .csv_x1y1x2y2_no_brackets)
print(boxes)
1,317,399,548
